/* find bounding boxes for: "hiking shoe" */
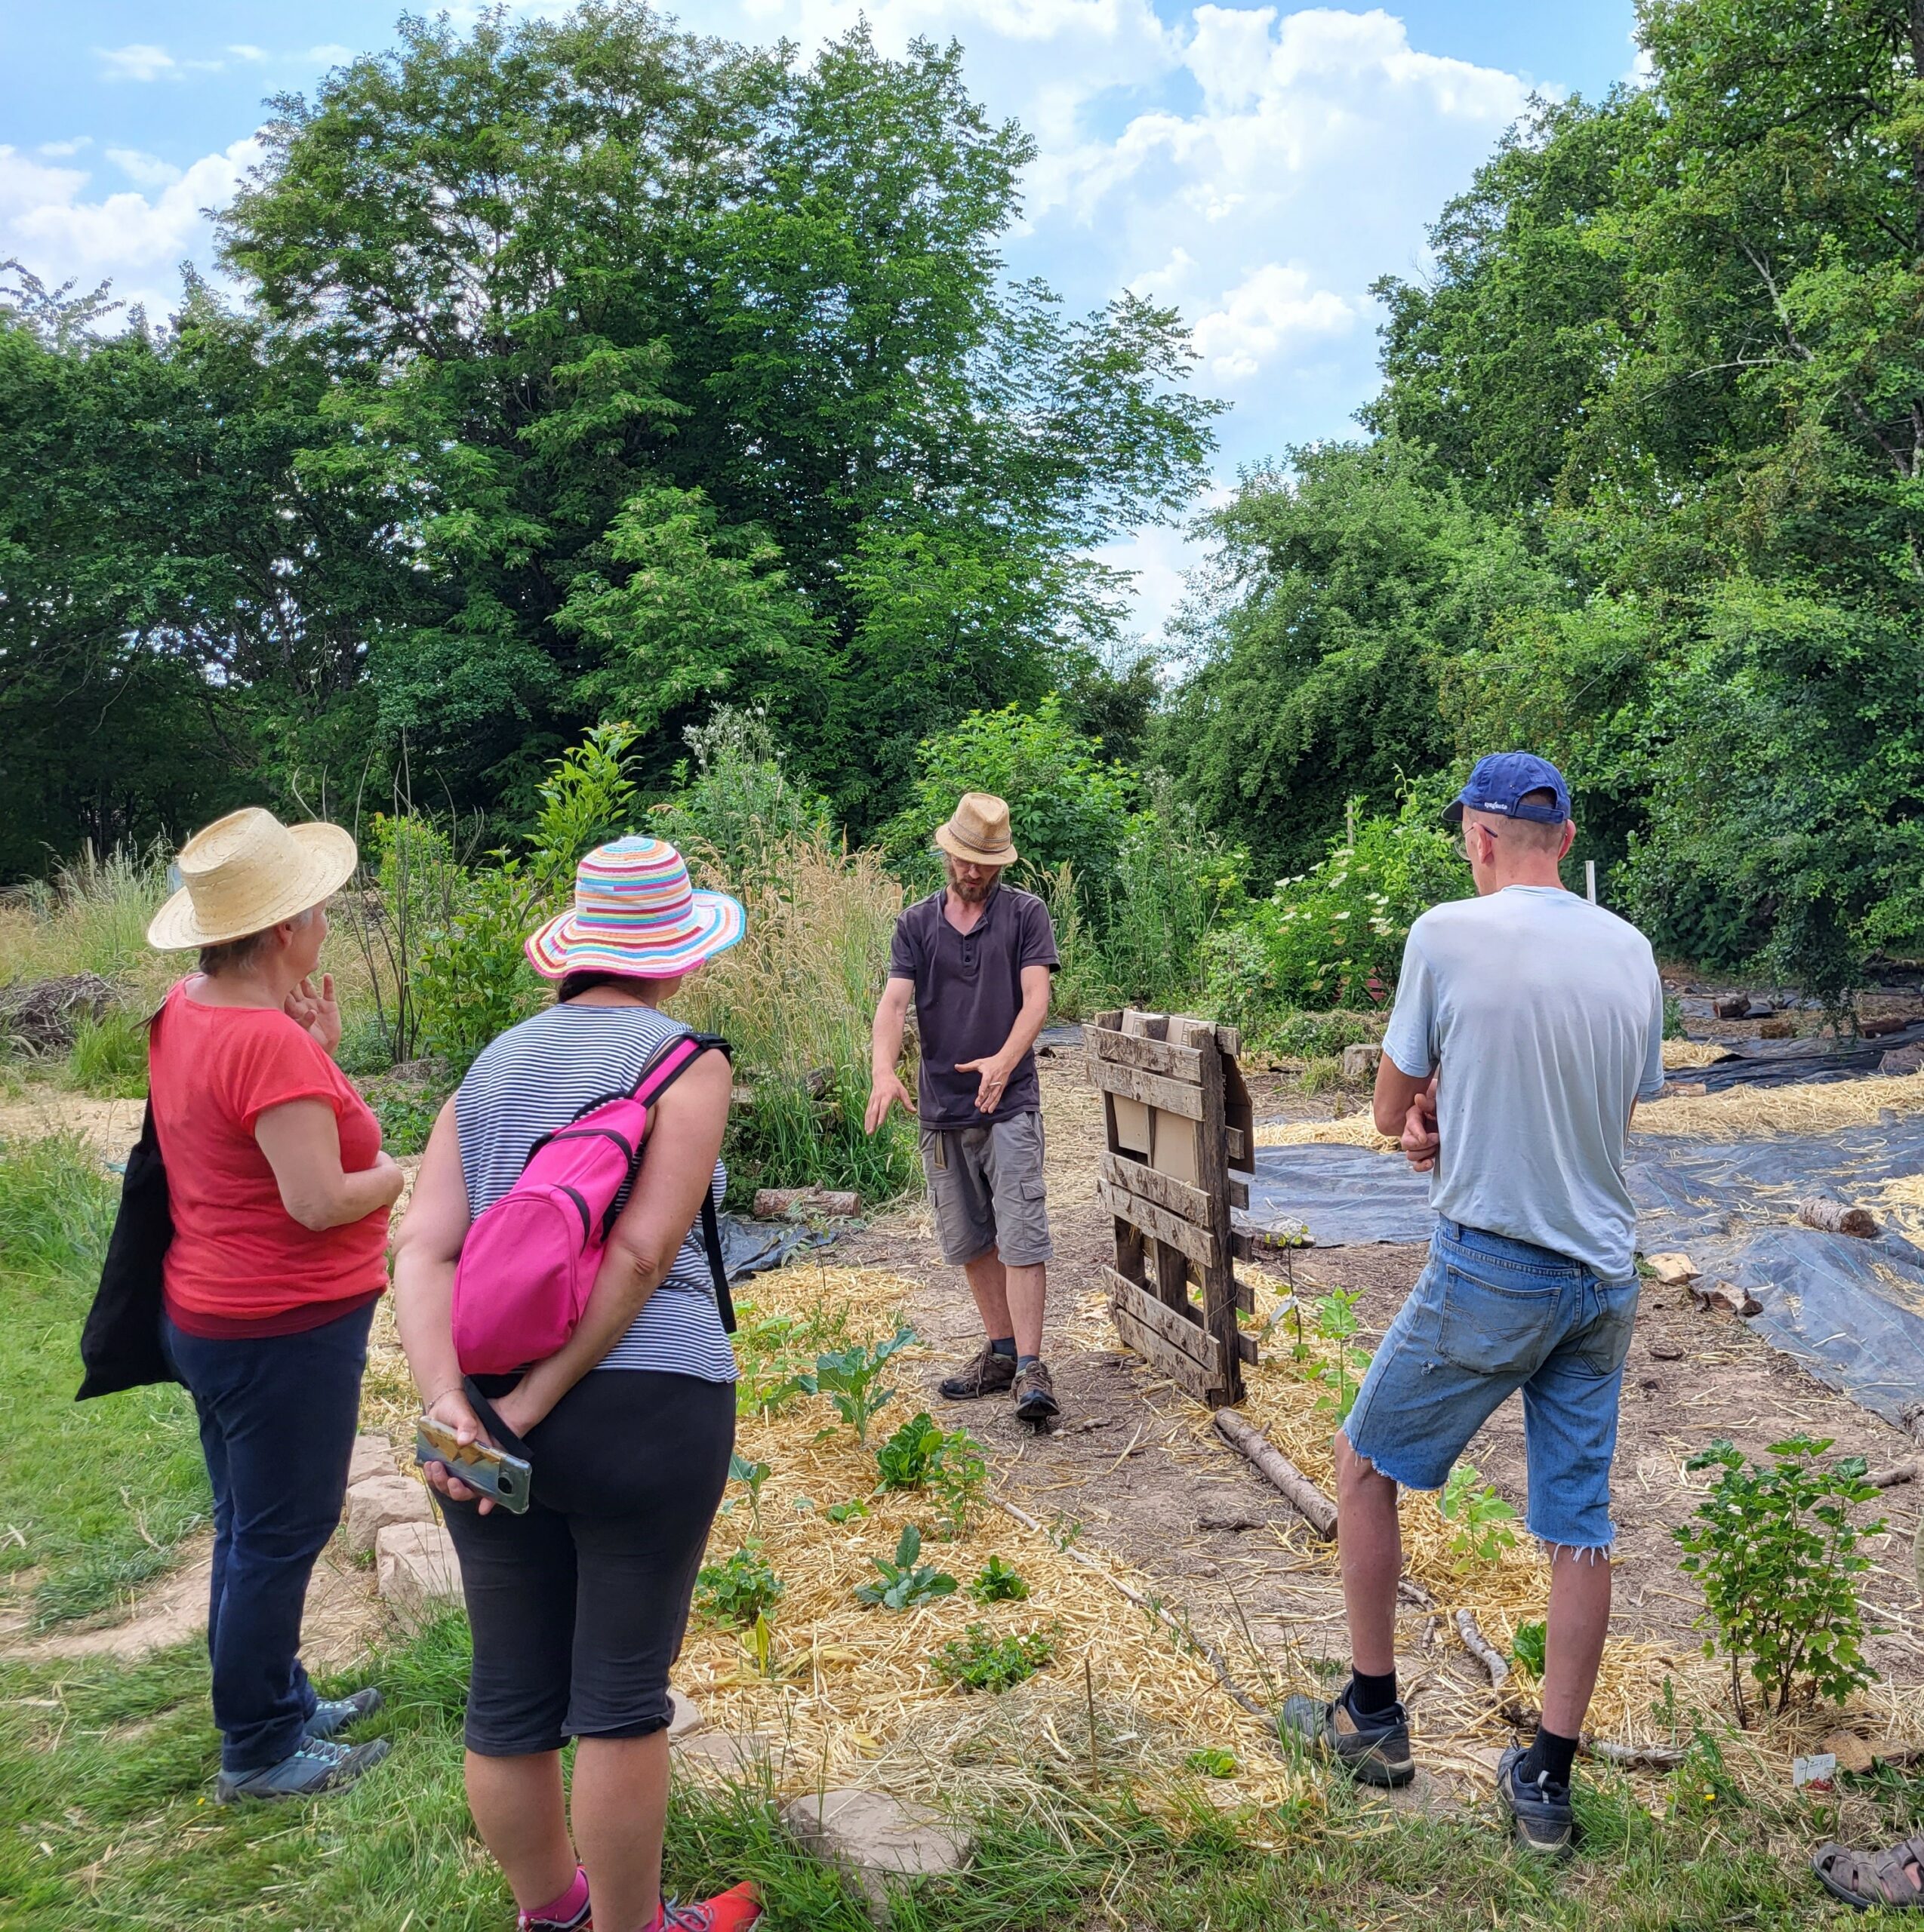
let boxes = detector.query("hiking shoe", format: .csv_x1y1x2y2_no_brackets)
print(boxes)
305,1686,382,1740
662,1881,762,1929
1495,1744,1575,1856
939,1342,1017,1401
215,1735,391,1803
1013,1359,1060,1424
1279,1686,1415,1789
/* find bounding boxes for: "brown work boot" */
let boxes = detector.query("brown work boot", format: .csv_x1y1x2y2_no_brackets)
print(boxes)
1013,1358,1060,1424
939,1342,1017,1401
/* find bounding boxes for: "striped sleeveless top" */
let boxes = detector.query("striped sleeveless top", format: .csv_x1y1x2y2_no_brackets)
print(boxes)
453,1000,737,1383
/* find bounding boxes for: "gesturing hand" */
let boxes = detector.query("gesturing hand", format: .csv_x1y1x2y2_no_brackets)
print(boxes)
956,1054,1014,1113
864,1072,914,1134
285,973,343,1056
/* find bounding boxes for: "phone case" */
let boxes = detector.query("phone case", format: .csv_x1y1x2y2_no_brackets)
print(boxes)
415,1416,532,1513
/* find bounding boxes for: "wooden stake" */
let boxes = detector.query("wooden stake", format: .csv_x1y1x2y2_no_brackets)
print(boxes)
1084,1655,1101,1783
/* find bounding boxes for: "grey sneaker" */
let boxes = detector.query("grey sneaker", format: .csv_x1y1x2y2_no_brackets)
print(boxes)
1013,1359,1060,1424
1279,1686,1415,1788
1495,1744,1575,1855
939,1343,1017,1401
306,1686,382,1740
215,1735,391,1803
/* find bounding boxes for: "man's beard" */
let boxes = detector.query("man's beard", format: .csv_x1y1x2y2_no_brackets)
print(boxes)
946,866,994,903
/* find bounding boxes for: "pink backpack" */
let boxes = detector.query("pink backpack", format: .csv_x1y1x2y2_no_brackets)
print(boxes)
451,1032,734,1375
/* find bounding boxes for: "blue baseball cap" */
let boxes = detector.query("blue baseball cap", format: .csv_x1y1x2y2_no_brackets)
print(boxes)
1443,752,1571,826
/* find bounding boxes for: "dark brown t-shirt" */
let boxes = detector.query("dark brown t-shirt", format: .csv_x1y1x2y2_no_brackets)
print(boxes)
888,886,1059,1128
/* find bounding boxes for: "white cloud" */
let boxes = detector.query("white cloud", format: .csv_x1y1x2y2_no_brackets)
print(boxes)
97,43,180,82
303,45,359,65
37,137,91,158
0,137,262,315
1191,262,1356,380
227,45,269,63
106,149,185,190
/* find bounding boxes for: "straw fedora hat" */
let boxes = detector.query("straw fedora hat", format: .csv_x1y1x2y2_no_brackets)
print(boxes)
525,836,746,980
146,808,359,952
933,792,1018,868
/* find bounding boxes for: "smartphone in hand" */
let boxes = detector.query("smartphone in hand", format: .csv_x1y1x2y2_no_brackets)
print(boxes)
416,1414,532,1514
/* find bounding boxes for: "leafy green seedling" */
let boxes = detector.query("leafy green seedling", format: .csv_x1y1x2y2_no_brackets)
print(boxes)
728,1454,771,1534
1511,1620,1547,1676
1437,1463,1518,1569
1307,1287,1372,1421
968,1556,1030,1604
934,1623,1055,1692
802,1322,919,1446
1675,1435,1884,1721
697,1544,784,1628
1184,1748,1238,1779
827,1498,870,1524
854,1524,958,1611
875,1412,988,1536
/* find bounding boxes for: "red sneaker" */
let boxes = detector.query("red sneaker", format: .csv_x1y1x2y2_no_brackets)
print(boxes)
661,1881,762,1930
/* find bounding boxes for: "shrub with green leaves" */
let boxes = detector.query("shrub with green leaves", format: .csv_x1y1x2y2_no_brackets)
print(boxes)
696,1544,784,1628
873,1412,988,1534
1437,1463,1519,1570
1511,1620,1547,1676
1674,1435,1885,1719
969,1556,1030,1604
854,1524,958,1611
934,1623,1055,1692
1304,1287,1371,1423
1205,798,1461,1023
802,1322,919,1446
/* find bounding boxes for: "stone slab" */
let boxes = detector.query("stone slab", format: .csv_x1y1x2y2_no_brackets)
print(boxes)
783,1788,971,1923
344,1473,434,1554
376,1520,462,1632
667,1689,703,1741
348,1432,396,1488
673,1730,787,1783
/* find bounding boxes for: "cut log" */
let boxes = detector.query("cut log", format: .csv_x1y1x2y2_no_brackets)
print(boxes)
1861,1015,1916,1038
1867,1460,1919,1490
1455,1609,1510,1693
1797,1196,1879,1238
1712,996,1750,1020
1340,1042,1384,1081
1689,1278,1762,1318
753,1187,860,1219
1211,1411,1336,1539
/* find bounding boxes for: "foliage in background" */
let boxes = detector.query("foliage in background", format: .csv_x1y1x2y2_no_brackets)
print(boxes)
1205,801,1461,1030
650,707,832,891
1674,1435,1884,1721
62,1009,149,1100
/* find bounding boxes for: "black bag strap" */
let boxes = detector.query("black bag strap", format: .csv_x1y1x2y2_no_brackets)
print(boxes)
633,1030,737,1332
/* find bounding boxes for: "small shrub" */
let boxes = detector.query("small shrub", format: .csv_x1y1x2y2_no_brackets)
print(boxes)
335,1012,399,1076
727,1454,772,1534
1511,1620,1547,1675
874,1412,988,1534
1674,1435,1884,1719
968,1556,1030,1604
1296,1054,1344,1096
63,1007,149,1098
1305,1287,1371,1423
368,1084,442,1157
854,1524,957,1611
649,706,833,892
1264,1009,1382,1058
697,1544,784,1628
1437,1463,1519,1569
1184,1748,1238,1779
802,1323,919,1447
934,1623,1055,1692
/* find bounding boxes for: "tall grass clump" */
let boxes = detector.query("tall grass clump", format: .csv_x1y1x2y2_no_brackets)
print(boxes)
672,834,919,1204
63,1007,152,1098
0,842,173,995
0,1132,119,1283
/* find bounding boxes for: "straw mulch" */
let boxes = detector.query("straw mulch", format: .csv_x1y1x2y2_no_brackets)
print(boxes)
1256,1069,1924,1152
1662,1038,1732,1069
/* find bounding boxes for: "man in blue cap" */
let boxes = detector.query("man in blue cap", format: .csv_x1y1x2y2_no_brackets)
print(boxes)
1282,752,1666,1855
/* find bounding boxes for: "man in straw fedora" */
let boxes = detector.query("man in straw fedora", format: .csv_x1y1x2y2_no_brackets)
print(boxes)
867,792,1062,1423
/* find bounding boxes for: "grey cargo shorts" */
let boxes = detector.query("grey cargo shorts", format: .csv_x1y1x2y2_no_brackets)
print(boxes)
919,1110,1053,1268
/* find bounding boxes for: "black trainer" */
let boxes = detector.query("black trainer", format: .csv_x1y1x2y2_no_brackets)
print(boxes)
1279,1684,1415,1789
1495,1743,1575,1855
306,1686,382,1740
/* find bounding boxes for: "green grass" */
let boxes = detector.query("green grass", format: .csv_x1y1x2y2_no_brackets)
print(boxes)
61,1007,151,1100
0,1135,208,1627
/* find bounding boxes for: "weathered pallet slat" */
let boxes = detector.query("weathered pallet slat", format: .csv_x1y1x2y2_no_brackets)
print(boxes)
1084,1026,1205,1082
1085,1055,1206,1121
1096,1178,1217,1266
1099,1151,1220,1232
1109,1296,1218,1398
1104,1266,1217,1364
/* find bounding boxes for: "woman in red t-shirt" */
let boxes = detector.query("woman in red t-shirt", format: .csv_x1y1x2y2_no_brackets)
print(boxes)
145,808,405,1804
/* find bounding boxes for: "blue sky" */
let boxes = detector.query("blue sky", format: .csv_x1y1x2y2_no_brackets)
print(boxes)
0,2,1636,638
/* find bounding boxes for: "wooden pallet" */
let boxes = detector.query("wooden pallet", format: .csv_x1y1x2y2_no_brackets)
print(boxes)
1085,1008,1255,1407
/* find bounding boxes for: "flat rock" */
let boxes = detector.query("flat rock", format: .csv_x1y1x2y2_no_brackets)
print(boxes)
783,1789,972,1921
1880,1044,1924,1076
1691,1278,1763,1318
343,1474,433,1554
674,1730,787,1782
1644,1251,1699,1284
668,1689,703,1741
376,1521,463,1631
348,1432,396,1488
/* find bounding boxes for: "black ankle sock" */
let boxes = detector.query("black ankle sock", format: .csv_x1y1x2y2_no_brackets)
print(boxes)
1347,1669,1398,1718
1016,1353,1040,1372
989,1337,1017,1358
1517,1727,1578,1788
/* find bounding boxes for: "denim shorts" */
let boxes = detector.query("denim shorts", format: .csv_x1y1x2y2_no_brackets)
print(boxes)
1342,1218,1639,1551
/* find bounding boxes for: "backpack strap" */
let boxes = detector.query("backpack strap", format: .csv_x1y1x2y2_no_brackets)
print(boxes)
631,1031,737,1332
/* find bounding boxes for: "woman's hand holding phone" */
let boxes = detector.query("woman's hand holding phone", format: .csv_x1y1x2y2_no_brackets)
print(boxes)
421,1387,500,1514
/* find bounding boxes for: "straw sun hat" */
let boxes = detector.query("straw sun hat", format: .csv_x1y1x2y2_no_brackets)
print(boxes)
933,792,1018,868
146,808,359,952
525,837,746,980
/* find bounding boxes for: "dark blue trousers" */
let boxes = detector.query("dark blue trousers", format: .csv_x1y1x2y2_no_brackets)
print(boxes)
162,1300,374,1773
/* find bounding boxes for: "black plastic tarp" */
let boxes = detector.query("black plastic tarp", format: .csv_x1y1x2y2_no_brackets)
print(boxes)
1682,1023,1924,1092
718,1212,835,1283
1240,1123,1924,1426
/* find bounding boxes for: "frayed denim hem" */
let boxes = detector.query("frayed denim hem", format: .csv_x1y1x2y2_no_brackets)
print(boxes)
1531,1534,1616,1563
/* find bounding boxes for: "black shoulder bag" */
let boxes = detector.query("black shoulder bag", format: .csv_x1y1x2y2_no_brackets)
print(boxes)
75,1011,179,1401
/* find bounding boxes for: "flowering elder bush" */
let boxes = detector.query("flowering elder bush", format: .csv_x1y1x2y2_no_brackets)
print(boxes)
1205,799,1461,1020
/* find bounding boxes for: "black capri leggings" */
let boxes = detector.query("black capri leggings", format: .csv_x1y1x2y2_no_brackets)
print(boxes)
441,1368,735,1756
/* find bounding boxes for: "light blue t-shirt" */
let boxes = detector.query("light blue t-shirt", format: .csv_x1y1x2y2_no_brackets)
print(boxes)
1381,886,1666,1280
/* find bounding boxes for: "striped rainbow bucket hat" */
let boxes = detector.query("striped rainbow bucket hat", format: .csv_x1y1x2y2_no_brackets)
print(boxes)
525,838,746,980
